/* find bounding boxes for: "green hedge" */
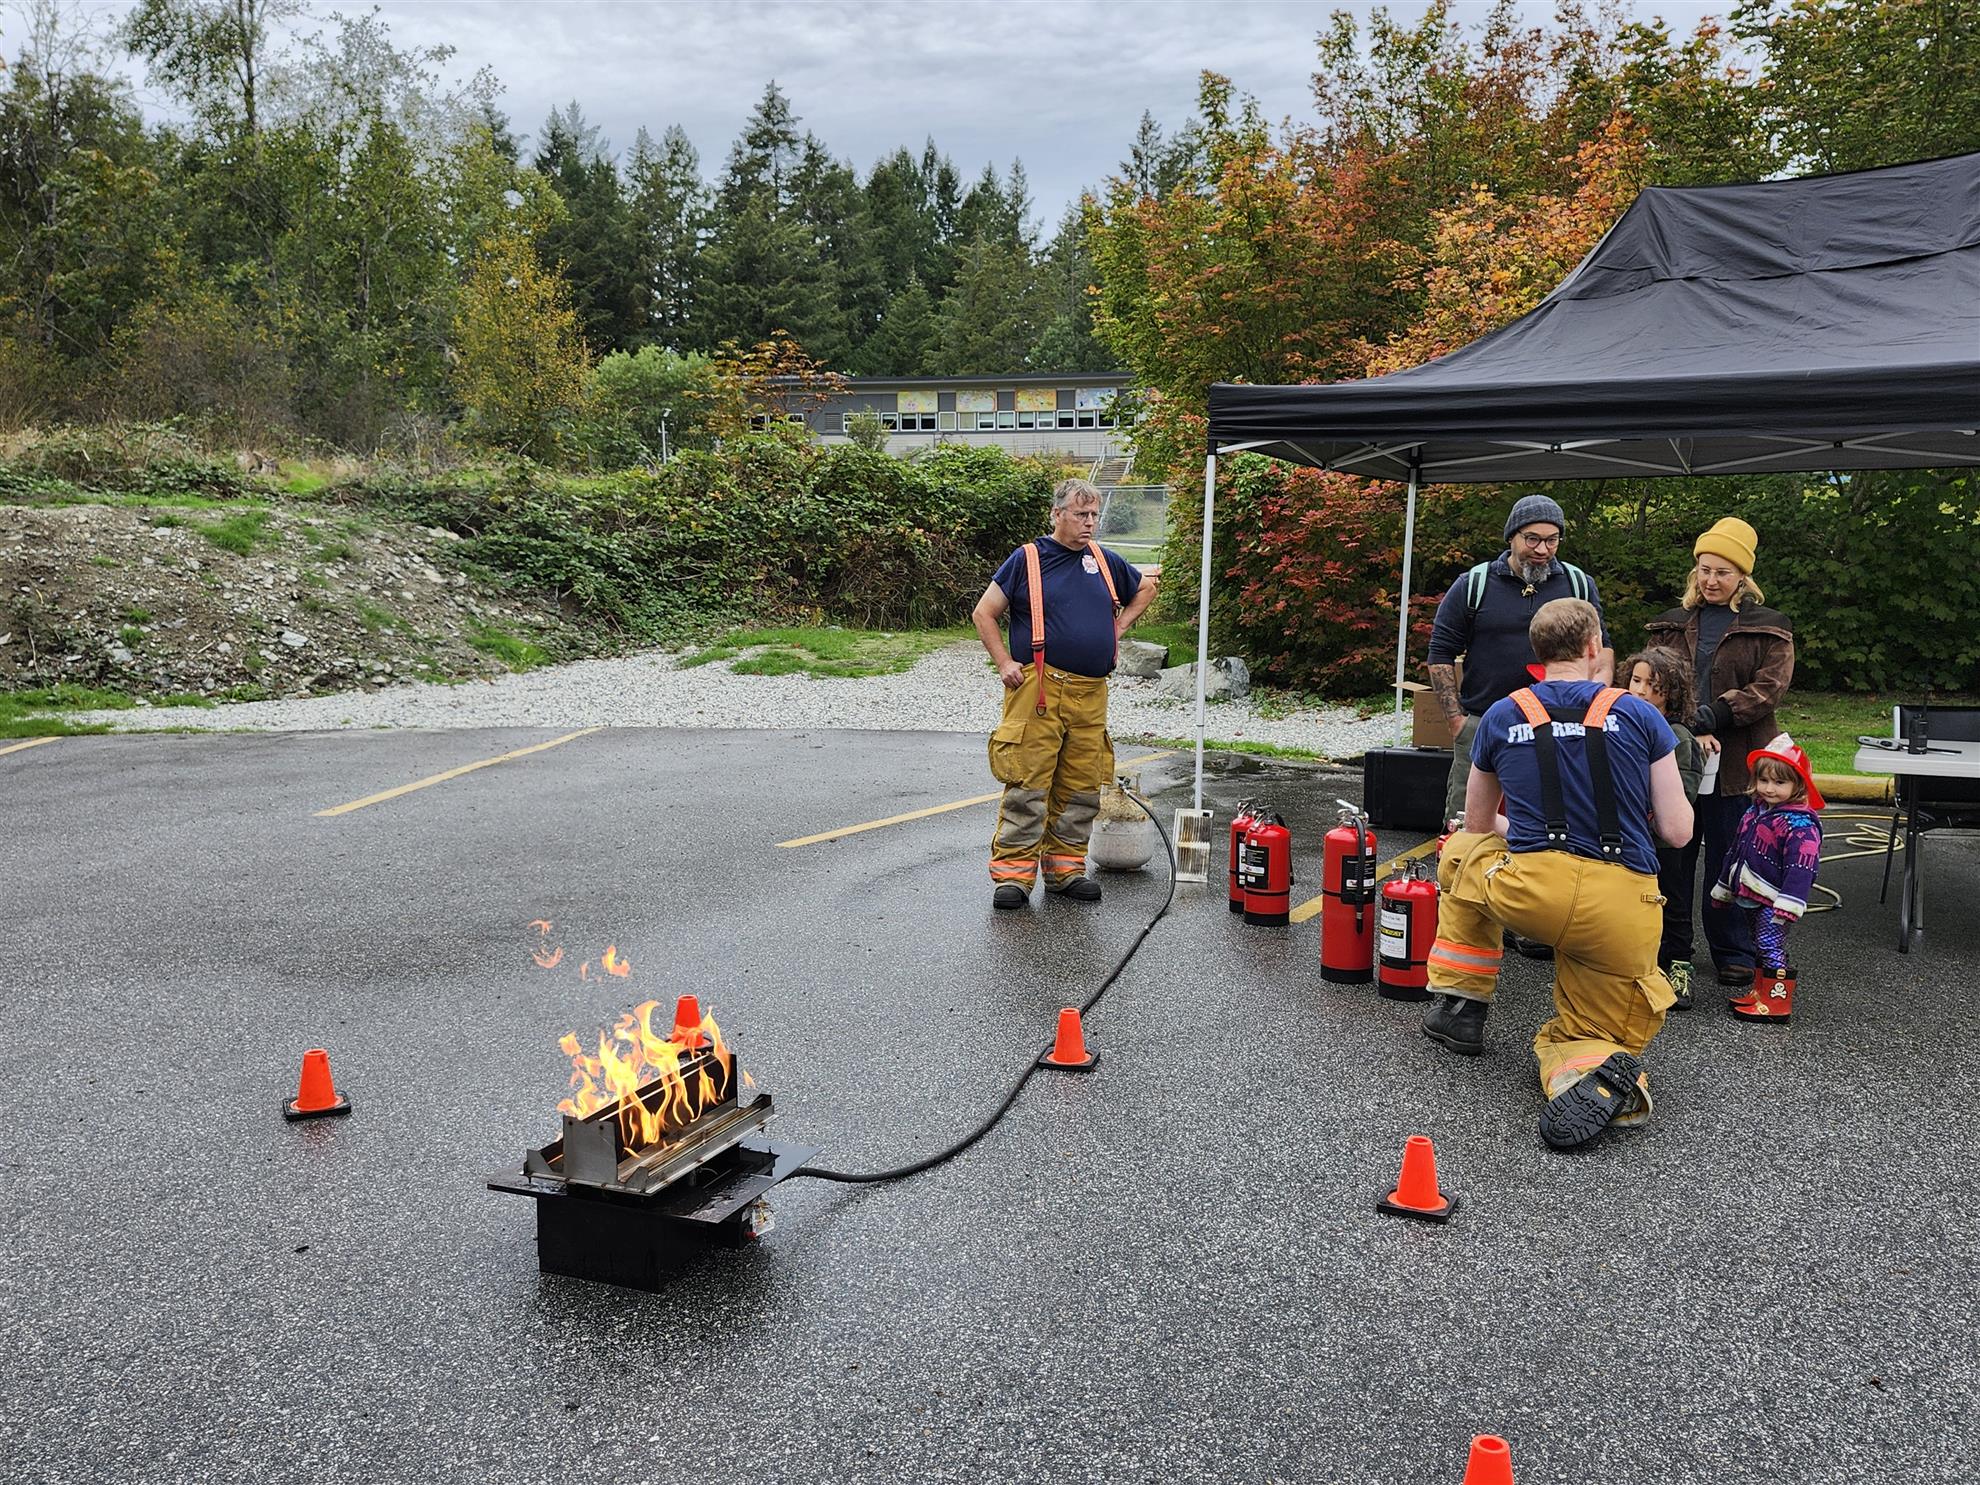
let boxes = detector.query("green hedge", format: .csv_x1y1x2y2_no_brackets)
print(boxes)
1178,461,1980,696
340,438,1054,642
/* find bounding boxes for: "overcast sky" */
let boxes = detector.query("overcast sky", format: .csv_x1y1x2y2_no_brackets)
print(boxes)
66,0,1729,225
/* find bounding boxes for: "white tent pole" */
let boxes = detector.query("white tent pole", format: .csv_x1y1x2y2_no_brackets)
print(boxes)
1393,467,1420,747
1193,450,1217,810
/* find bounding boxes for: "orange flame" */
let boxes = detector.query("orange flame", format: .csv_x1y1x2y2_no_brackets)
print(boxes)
555,1001,735,1151
601,945,631,977
529,920,565,969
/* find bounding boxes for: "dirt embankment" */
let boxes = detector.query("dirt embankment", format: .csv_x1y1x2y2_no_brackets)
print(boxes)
0,501,583,700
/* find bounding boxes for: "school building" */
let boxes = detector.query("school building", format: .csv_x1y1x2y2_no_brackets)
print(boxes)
803,373,1134,459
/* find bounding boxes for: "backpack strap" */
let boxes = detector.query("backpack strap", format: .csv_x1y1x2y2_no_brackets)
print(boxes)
1464,561,1490,613
1563,562,1589,602
1023,542,1047,716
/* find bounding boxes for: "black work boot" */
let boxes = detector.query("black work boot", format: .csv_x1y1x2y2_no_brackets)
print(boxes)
1538,1052,1646,1149
1046,876,1102,902
993,884,1030,910
1421,993,1488,1056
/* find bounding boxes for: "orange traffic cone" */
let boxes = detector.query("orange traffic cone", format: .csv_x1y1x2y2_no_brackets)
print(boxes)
1037,1007,1098,1071
283,1048,352,1121
672,994,707,1048
1375,1134,1458,1222
1461,1434,1514,1485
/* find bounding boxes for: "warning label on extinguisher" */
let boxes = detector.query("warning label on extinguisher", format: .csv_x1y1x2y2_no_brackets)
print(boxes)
1239,844,1267,888
1378,907,1408,961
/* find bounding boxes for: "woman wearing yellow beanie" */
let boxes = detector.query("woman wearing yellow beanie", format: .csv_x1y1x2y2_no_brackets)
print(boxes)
1644,517,1796,1003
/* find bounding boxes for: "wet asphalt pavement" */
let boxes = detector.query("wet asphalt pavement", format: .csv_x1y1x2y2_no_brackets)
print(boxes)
1,727,1975,1484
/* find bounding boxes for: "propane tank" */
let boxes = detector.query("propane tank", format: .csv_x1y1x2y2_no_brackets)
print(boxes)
1321,799,1378,984
1377,857,1439,1002
1239,811,1293,926
1227,799,1258,914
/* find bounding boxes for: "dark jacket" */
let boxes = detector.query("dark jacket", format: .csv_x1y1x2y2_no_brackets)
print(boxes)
1427,554,1609,717
1644,602,1795,796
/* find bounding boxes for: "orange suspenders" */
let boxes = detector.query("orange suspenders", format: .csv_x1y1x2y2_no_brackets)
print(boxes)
1508,686,1628,859
1020,540,1123,718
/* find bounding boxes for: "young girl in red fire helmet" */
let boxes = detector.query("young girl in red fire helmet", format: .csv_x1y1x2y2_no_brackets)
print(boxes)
1710,734,1824,1022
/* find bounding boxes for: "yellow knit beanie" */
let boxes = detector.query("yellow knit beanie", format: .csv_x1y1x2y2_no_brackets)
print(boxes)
1694,517,1758,574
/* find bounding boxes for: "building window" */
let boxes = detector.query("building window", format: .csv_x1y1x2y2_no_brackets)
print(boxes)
938,411,957,432
976,413,997,431
1016,411,1035,430
1076,410,1097,429
1057,410,1074,428
997,410,1015,429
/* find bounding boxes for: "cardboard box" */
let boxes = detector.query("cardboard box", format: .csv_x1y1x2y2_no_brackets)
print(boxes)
1400,661,1461,749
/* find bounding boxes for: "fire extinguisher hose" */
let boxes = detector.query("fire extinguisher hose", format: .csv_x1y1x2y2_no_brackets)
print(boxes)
791,791,1177,1185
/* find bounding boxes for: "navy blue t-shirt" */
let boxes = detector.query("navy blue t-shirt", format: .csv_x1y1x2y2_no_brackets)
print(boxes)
994,538,1141,679
1471,679,1675,877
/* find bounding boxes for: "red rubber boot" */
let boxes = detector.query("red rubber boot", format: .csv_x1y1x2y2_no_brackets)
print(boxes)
1732,964,1794,1022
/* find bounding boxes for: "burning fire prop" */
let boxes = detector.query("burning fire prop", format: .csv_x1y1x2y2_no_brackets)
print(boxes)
556,1000,740,1152
492,924,812,1289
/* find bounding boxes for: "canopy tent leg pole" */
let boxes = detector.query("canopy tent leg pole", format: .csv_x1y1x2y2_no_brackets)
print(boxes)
1393,470,1420,747
1193,450,1216,811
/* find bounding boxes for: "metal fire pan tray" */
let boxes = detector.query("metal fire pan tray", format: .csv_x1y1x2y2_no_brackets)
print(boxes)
490,1089,780,1200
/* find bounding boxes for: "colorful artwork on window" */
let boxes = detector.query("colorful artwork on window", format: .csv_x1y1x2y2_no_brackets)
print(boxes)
897,391,937,414
956,390,997,413
1015,388,1057,413
1074,387,1118,410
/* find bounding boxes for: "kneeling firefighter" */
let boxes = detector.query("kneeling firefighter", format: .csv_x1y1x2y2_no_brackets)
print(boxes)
971,478,1157,910
1421,598,1694,1149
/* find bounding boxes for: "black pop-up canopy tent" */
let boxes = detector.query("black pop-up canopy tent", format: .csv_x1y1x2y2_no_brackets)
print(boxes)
1185,150,1980,805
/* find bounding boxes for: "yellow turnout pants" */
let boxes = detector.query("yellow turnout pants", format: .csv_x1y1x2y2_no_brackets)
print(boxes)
987,666,1113,888
1429,832,1676,1104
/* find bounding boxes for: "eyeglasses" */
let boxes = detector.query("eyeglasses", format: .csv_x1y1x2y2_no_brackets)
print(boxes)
1514,531,1562,548
1694,563,1739,581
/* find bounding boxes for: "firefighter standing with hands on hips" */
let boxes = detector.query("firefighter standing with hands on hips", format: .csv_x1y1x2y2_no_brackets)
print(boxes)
971,478,1156,910
1421,598,1693,1150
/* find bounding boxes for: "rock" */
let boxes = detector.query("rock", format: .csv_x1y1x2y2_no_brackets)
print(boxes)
108,645,135,665
280,631,309,649
1115,638,1170,678
1155,656,1251,703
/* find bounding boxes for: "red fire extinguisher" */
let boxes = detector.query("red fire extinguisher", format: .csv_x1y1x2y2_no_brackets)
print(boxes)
1227,799,1258,915
1240,811,1293,926
1378,858,1438,1002
1321,800,1378,984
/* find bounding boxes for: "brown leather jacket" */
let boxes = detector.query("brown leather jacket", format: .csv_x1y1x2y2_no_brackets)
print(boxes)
1643,603,1795,796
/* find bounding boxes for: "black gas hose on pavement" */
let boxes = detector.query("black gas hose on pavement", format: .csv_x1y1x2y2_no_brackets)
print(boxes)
790,789,1177,1185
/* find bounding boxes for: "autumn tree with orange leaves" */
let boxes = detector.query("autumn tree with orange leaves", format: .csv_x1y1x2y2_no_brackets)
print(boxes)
1085,3,1773,692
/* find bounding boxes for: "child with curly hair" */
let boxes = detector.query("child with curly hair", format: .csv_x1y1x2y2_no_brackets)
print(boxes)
1711,734,1824,1022
1622,647,1705,1006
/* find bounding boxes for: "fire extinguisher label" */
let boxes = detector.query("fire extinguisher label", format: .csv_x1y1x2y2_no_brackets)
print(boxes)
1379,907,1409,961
1239,844,1267,886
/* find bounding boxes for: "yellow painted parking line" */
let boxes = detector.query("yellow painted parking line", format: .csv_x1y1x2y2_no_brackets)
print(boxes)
0,735,62,757
1287,838,1438,924
779,751,1169,848
314,728,604,818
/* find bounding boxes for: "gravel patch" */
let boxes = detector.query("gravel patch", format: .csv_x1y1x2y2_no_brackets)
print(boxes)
70,640,1406,759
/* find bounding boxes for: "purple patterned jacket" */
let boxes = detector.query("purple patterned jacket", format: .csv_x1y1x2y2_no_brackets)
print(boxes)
1711,803,1824,921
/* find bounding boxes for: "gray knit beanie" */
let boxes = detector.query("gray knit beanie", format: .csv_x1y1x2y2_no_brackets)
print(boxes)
1503,494,1566,541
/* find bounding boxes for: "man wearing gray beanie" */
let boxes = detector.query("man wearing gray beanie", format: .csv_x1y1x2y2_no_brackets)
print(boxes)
1421,493,1613,1000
